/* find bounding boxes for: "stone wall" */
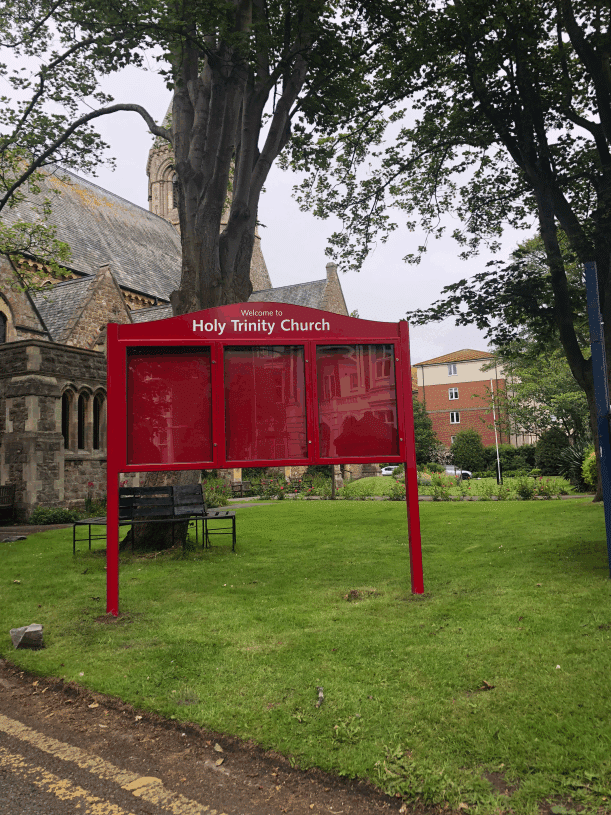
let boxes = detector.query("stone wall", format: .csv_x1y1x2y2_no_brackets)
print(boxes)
0,255,50,342
64,456,107,507
0,340,107,519
64,265,131,349
322,263,349,316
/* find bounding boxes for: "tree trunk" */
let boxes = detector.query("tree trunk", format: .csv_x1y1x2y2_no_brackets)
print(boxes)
119,469,200,552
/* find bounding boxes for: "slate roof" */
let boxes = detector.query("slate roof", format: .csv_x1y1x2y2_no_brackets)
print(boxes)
30,276,96,342
4,166,181,300
130,304,173,323
130,279,330,324
6,165,346,330
248,280,327,309
414,349,493,366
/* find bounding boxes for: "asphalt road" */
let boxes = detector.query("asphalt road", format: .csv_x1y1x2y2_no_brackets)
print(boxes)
0,660,404,815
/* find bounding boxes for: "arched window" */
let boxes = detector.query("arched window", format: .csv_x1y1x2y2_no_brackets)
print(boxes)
61,392,71,449
78,393,87,449
93,393,104,450
172,173,179,210
0,312,7,343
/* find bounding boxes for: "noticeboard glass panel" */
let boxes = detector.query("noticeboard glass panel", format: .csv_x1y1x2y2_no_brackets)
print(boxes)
224,345,307,461
317,344,399,458
127,347,213,465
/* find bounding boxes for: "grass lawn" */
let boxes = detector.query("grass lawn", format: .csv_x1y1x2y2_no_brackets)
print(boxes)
1,499,610,814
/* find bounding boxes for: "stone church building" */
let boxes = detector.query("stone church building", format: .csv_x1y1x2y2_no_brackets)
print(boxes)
0,140,349,520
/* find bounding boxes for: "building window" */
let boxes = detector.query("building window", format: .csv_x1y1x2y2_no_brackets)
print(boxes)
93,394,104,450
375,347,392,379
449,387,459,400
450,411,460,424
61,392,71,449
448,363,457,376
0,312,6,343
172,173,179,209
77,394,87,449
450,435,457,444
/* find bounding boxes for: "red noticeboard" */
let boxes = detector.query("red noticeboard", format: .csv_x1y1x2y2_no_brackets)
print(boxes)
106,303,423,614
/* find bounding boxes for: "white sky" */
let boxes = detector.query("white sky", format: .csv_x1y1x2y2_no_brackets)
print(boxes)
79,65,533,365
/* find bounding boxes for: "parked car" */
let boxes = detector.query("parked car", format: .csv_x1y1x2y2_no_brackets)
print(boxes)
381,465,399,476
444,466,472,480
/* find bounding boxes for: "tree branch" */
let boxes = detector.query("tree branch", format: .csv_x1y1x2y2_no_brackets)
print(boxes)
0,102,171,213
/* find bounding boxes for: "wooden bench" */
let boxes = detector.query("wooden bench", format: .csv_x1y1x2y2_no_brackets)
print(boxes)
230,481,251,498
73,484,236,554
0,484,16,522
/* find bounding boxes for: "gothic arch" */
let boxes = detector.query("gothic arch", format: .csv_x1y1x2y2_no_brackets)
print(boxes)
147,152,180,226
61,386,77,451
77,392,88,450
0,294,15,344
92,389,106,451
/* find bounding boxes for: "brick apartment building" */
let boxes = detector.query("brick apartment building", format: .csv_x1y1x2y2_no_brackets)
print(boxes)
413,349,535,449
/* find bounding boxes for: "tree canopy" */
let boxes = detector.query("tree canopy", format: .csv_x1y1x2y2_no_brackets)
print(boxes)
0,0,390,307
0,0,399,546
412,394,441,464
288,0,610,497
416,236,592,444
485,342,592,442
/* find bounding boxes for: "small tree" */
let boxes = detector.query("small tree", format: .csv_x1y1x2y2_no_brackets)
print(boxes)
483,443,534,473
450,430,486,472
412,395,441,465
535,428,570,476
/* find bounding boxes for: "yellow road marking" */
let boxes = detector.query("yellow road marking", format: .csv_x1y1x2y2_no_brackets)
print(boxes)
0,713,227,815
0,745,137,815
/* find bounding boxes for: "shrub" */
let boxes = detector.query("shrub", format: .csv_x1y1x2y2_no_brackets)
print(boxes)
308,475,332,498
258,481,287,500
388,480,406,501
424,462,444,474
494,484,511,500
306,465,333,478
535,477,561,499
450,429,486,472
29,506,80,524
202,478,230,507
518,443,537,468
201,469,220,479
514,477,536,500
84,497,107,516
242,467,269,479
535,427,570,475
582,447,597,490
484,444,537,473
558,440,592,491
431,475,451,501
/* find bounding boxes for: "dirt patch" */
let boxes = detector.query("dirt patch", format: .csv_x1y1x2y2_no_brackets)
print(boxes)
0,658,431,815
482,770,519,796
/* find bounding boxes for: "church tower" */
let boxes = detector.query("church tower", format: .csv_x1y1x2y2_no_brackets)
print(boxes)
146,114,273,292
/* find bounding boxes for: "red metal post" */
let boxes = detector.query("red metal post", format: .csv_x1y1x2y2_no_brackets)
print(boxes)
106,323,120,616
